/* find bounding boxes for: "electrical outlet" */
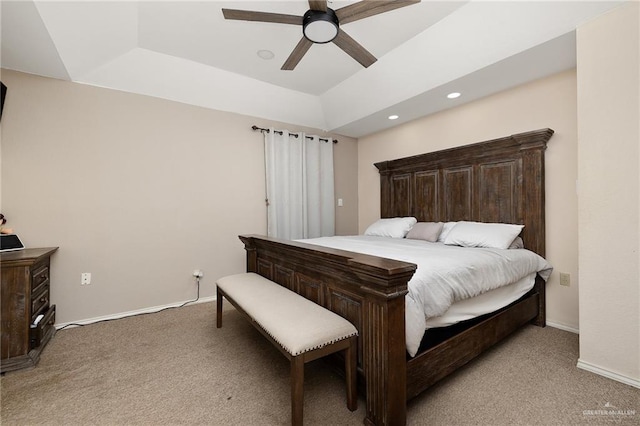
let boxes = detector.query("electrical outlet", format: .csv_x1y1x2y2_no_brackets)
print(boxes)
559,272,570,287
81,273,92,285
192,269,204,278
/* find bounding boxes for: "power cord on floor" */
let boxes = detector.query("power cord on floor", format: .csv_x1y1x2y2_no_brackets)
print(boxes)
56,275,202,331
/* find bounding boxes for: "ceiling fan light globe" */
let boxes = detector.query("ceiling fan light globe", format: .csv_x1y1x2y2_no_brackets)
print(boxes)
303,9,339,44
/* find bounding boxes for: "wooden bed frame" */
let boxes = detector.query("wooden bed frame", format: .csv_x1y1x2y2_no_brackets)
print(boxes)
239,128,554,425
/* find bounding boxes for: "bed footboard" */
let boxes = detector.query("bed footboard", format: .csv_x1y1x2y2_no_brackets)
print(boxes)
239,235,416,426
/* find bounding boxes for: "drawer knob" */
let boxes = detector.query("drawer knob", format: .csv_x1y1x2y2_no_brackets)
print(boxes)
40,297,46,303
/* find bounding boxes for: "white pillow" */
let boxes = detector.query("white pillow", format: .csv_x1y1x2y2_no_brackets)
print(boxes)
437,222,458,242
364,217,417,238
443,221,524,249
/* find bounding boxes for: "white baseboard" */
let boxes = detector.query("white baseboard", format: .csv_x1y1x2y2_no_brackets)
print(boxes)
577,358,640,389
547,320,579,334
55,296,217,329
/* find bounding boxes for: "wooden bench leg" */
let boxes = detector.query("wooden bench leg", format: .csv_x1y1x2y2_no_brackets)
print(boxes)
216,287,223,328
345,336,357,411
291,355,304,426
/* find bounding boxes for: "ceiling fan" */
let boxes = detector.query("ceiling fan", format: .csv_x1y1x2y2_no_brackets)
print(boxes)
222,0,421,70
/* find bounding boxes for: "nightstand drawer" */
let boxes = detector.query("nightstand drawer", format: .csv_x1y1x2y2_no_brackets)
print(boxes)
32,265,50,294
31,285,50,319
30,305,55,349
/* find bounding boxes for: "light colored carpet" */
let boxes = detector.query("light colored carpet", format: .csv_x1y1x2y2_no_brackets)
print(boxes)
1,302,638,425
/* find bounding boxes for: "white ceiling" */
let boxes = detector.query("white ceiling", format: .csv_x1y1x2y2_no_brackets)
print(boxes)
0,0,626,137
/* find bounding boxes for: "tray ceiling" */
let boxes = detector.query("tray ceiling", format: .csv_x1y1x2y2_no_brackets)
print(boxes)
0,1,625,137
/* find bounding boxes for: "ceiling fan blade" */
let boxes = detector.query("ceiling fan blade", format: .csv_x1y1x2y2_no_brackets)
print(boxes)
281,38,314,70
222,9,302,25
336,0,420,25
332,29,377,68
308,1,327,12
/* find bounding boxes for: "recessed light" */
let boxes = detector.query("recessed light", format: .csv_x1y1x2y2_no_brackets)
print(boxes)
447,92,461,99
388,115,399,120
257,50,275,60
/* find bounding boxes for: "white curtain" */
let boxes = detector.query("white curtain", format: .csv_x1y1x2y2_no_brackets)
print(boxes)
264,128,335,240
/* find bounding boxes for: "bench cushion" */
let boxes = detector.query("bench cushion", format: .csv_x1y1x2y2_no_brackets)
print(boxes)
217,273,358,356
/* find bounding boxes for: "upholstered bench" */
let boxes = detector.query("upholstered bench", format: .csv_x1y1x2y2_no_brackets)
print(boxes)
216,272,358,426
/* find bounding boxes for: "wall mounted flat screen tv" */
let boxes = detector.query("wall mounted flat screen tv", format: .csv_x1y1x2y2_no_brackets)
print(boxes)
0,82,6,121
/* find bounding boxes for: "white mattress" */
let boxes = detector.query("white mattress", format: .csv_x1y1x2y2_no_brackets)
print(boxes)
424,273,536,329
299,236,553,357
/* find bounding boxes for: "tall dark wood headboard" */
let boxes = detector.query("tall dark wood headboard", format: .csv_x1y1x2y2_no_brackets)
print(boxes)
374,128,553,258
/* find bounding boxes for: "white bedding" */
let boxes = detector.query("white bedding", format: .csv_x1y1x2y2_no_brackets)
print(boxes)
424,273,535,329
297,236,553,357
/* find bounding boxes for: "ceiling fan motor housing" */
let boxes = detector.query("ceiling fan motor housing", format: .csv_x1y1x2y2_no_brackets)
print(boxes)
303,8,339,44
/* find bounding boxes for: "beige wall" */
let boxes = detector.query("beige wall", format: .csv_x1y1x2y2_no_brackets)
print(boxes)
358,69,580,332
0,70,358,325
576,2,639,385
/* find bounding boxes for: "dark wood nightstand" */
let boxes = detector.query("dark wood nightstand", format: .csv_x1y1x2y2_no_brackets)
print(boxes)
1,247,58,373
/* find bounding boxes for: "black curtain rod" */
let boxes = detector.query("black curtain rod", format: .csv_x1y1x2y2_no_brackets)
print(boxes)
251,125,338,144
